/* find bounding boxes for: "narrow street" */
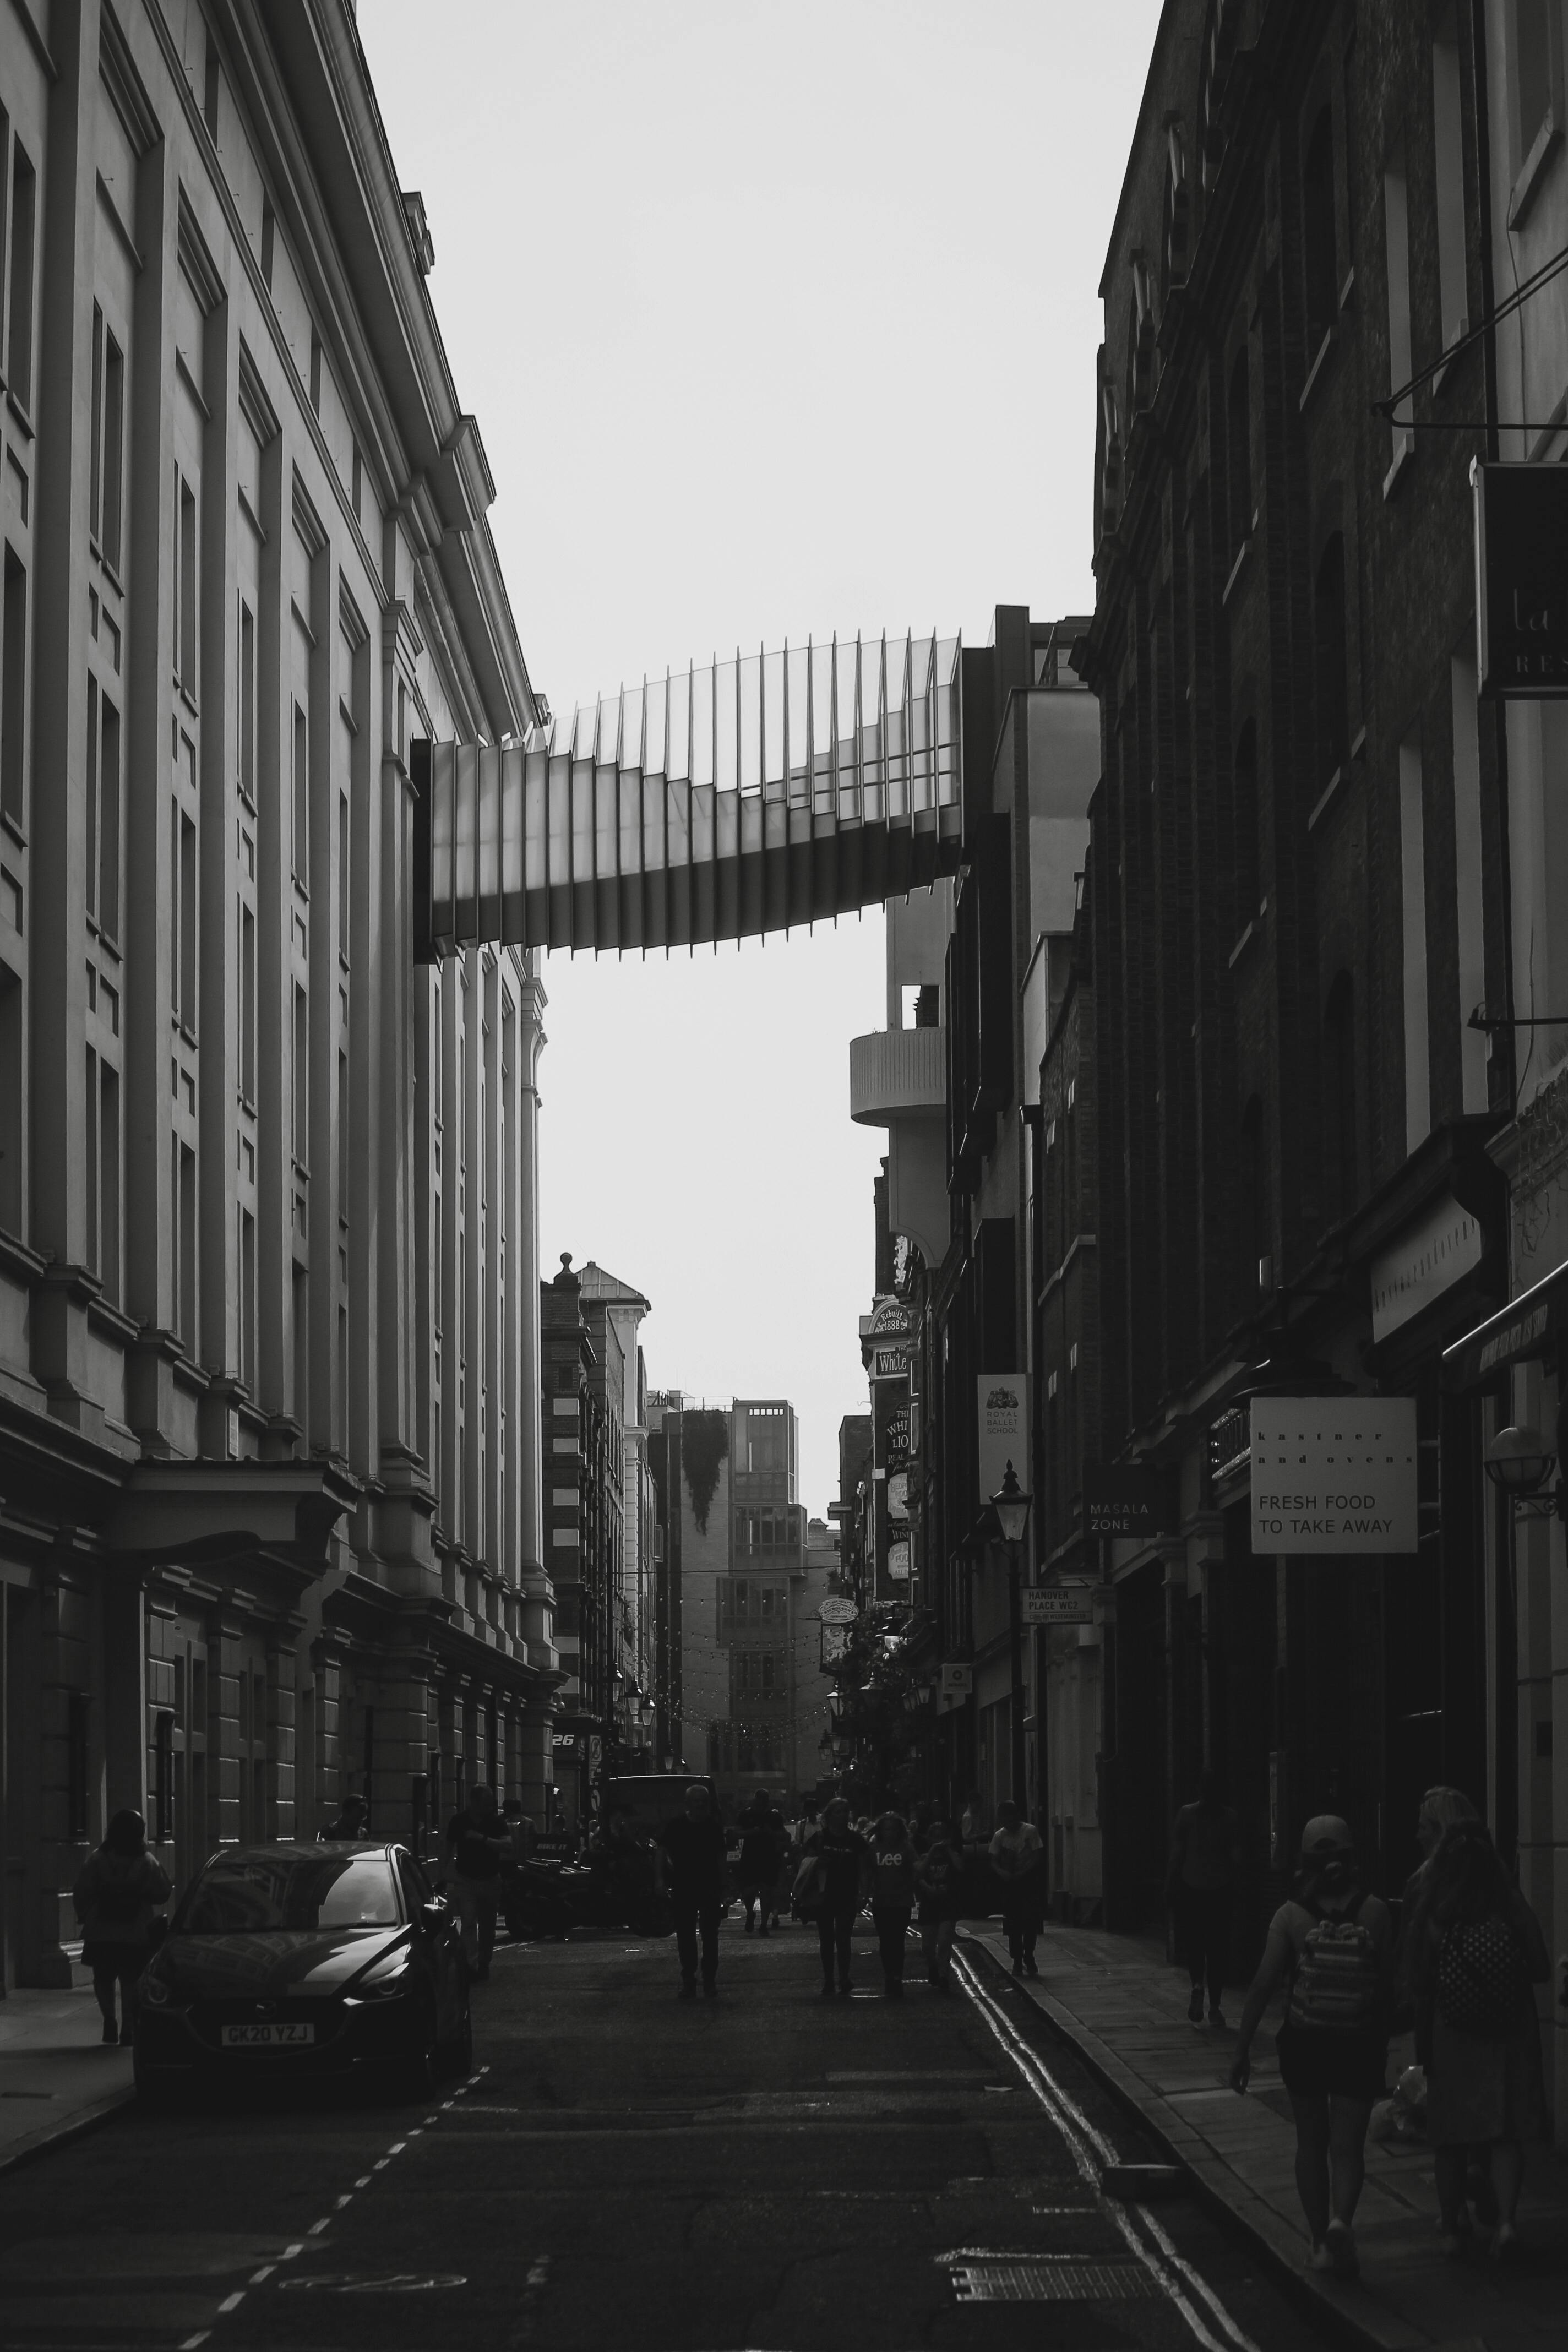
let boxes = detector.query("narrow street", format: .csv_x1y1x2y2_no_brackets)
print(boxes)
0,1924,1327,2352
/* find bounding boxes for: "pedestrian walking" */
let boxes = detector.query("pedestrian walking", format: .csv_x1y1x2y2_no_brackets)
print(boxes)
443,1782,505,1980
1404,1817,1549,2258
988,1799,1046,1977
916,1819,965,1990
803,1795,870,1996
1229,1816,1394,2280
1166,1769,1240,2027
317,1792,369,1841
73,1810,171,2046
869,1811,919,1996
737,1793,783,1936
656,1782,728,1997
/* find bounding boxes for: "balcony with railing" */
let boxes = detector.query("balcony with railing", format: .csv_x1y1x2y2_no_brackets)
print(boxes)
848,1025,946,1125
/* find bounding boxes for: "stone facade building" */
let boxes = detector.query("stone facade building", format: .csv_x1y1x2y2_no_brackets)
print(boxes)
0,0,552,1988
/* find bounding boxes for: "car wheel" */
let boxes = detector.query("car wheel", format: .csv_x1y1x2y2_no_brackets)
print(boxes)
440,1997,473,2081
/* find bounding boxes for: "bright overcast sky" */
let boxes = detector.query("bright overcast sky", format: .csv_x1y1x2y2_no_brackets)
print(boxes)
360,2,1161,1517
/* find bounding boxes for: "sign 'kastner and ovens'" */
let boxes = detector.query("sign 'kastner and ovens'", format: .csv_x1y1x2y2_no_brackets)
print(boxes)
1249,1398,1418,1554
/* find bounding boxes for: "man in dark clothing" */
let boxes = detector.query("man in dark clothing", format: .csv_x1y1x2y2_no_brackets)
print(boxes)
443,1783,505,1979
317,1793,369,1842
656,1783,727,1997
804,1796,870,1996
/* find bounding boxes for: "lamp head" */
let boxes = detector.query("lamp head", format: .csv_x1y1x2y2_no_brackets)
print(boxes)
1484,1424,1556,1496
991,1458,1032,1546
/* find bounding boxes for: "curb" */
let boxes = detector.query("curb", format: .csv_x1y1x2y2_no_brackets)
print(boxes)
957,1932,1484,2352
0,2081,137,2178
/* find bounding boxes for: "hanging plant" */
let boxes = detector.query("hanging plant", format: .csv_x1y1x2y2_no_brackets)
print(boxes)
682,1409,729,1537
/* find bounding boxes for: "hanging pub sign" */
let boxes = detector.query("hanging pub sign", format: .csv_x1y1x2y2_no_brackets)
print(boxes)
1084,1461,1165,1540
1249,1397,1418,1554
1474,460,1568,697
872,1347,908,1382
868,1297,917,1341
937,1660,973,1712
818,1596,857,1625
976,1374,1030,1502
886,1538,911,1582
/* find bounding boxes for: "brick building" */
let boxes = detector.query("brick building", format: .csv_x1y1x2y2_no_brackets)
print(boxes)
0,1,553,1988
1074,0,1509,1953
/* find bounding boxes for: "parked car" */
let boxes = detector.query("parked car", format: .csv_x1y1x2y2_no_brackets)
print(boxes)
133,1841,470,2104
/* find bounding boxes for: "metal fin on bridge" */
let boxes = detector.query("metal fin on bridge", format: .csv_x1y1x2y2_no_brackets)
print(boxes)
415,631,962,957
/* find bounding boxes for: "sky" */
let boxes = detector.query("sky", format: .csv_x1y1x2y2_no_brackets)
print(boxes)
359,1,1161,1517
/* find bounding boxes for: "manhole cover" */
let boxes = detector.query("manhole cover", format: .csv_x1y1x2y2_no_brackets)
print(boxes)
951,2260,1160,2303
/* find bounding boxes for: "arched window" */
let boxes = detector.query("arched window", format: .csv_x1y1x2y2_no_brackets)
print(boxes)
1232,717,1259,930
1302,102,1338,350
1323,972,1357,1223
1226,345,1251,559
1163,126,1190,292
1199,0,1240,193
1313,533,1348,781
1097,373,1122,541
1239,1095,1267,1304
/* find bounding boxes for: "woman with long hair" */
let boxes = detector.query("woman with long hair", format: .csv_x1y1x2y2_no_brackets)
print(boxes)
1228,1816,1393,2279
1404,1819,1548,2257
868,1810,919,1997
73,1810,172,2046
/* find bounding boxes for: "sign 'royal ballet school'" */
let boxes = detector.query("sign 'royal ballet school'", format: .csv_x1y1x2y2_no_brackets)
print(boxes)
1249,1397,1418,1554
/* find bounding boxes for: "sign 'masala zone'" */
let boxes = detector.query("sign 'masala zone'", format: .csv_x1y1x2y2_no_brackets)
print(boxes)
1249,1398,1418,1554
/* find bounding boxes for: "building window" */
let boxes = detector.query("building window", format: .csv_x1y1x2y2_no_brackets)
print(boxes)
239,1206,257,1389
1398,740,1430,1154
1302,102,1338,352
292,983,309,1167
292,701,309,886
85,1048,120,1303
1382,139,1414,447
1324,972,1357,1224
1226,345,1250,558
1431,8,1468,350
238,601,256,803
89,306,126,570
175,1140,197,1349
154,1711,175,1844
1240,1095,1266,1303
1313,533,1348,782
6,139,35,412
337,790,350,955
1515,0,1555,160
175,475,198,695
1232,717,1259,930
1,545,26,830
239,902,255,1099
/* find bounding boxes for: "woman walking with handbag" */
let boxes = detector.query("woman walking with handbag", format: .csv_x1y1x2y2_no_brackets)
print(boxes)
1229,1816,1393,2279
73,1810,172,2046
1405,1819,1549,2257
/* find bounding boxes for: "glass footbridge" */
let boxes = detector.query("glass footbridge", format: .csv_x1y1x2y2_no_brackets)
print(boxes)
415,631,961,956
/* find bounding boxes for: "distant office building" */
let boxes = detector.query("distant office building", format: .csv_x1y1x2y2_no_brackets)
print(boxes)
649,1396,809,1811
541,1255,655,1826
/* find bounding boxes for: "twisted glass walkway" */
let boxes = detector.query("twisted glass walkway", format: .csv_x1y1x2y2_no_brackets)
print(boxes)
416,631,962,956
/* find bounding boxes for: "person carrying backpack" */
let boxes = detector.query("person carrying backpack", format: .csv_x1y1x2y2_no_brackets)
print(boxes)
1229,1816,1393,2280
1405,1819,1548,2258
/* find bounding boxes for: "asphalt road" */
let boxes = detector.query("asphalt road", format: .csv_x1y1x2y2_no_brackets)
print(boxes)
0,1921,1336,2352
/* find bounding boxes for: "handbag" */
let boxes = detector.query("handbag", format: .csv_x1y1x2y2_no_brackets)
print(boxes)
791,1853,827,1920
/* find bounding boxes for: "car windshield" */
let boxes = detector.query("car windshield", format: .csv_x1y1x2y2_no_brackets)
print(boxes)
177,1853,401,1934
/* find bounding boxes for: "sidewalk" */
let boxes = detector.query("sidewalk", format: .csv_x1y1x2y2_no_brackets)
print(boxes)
965,1920,1566,2352
0,1966,134,2173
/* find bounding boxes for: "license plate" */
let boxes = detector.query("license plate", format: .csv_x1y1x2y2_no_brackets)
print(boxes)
221,2022,315,2048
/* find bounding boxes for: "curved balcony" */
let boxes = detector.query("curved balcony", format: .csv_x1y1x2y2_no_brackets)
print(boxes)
849,1026,946,1125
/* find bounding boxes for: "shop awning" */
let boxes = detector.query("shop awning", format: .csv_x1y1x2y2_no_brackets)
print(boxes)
1441,1255,1568,1390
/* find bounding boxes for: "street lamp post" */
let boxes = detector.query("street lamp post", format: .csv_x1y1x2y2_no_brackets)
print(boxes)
991,1461,1032,1812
